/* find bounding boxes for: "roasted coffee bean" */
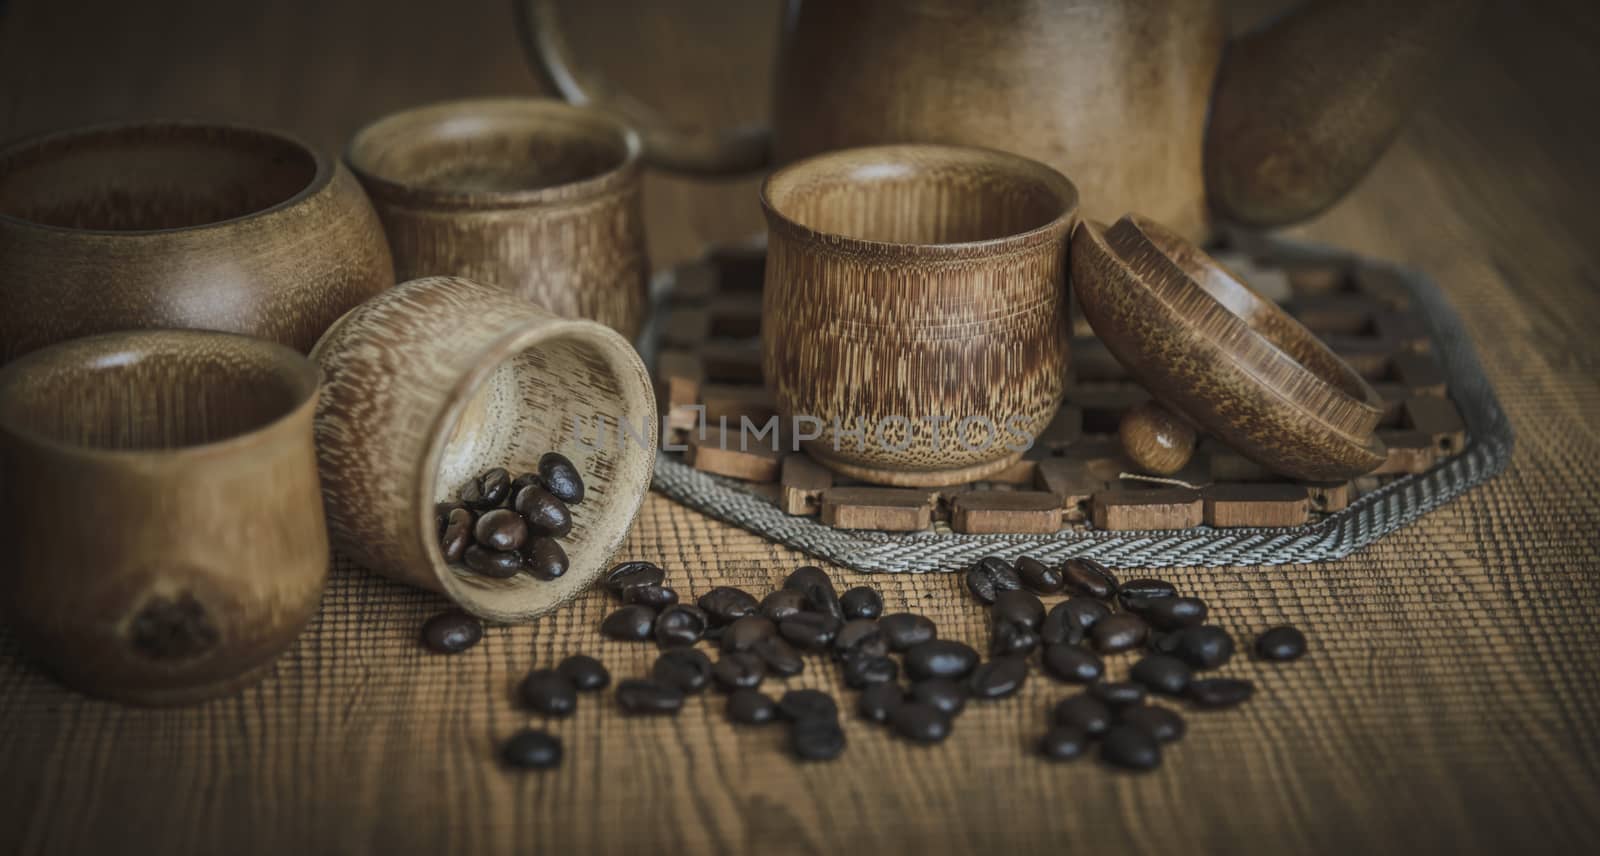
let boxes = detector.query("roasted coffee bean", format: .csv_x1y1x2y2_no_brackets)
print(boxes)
474,508,528,552
421,609,482,653
790,717,846,761
1092,614,1149,654
782,566,844,622
652,648,712,693
1174,625,1235,670
538,452,584,504
779,612,840,652
992,589,1045,630
778,689,838,722
1120,705,1186,743
783,565,833,593
520,668,578,716
1063,558,1120,599
1127,596,1208,631
1150,630,1182,655
910,678,967,716
603,561,664,599
1038,725,1089,761
965,556,1023,604
842,654,899,688
1059,597,1111,633
726,689,778,725
890,702,951,744
522,537,569,580
989,617,1040,658
623,584,679,608
878,613,936,651
1188,677,1255,708
513,484,571,537
615,678,684,714
1090,681,1147,708
1100,724,1161,770
1256,625,1307,661
1130,654,1192,696
760,589,807,622
840,586,883,620
1053,694,1113,736
1016,556,1065,594
698,586,761,625
461,467,511,510
752,636,805,677
600,604,656,641
833,619,888,660
501,728,562,769
1118,578,1178,608
436,500,465,530
464,544,523,578
904,639,980,681
439,507,474,563
858,682,904,723
1042,643,1104,683
509,471,542,495
969,656,1028,699
654,604,708,647
964,567,999,605
1040,605,1085,647
720,615,777,652
712,652,766,691
557,654,609,690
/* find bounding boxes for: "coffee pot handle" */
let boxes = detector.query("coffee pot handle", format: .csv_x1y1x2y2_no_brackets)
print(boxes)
513,0,774,176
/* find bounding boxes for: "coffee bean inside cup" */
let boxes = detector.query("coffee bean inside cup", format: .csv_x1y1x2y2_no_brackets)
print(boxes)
437,456,585,581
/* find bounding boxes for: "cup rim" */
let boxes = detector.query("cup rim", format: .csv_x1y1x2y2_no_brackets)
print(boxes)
759,143,1080,260
344,96,643,210
0,120,333,236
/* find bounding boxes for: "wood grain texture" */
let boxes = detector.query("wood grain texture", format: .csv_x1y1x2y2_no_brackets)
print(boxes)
2,0,1600,854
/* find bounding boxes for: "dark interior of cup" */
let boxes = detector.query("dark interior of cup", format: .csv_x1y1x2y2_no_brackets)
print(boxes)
763,145,1076,245
0,331,319,451
0,124,319,231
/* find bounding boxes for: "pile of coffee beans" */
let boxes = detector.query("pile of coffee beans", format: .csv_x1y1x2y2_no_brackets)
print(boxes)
433,453,585,580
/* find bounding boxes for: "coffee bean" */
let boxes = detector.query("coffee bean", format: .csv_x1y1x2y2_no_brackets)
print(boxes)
760,589,807,622
969,656,1028,699
965,568,998,605
790,717,846,760
1100,724,1161,770
623,584,678,608
464,544,523,578
1150,630,1182,655
833,619,888,660
1042,643,1104,683
471,508,526,552
1129,654,1192,696
778,689,838,722
878,613,936,651
858,682,904,723
652,648,712,693
1188,677,1254,708
1256,625,1307,661
783,566,844,621
1053,694,1113,736
600,604,656,641
1012,556,1063,594
461,467,511,511
1057,597,1111,634
964,556,1022,604
615,678,684,714
1092,614,1148,654
1174,625,1235,670
783,565,833,593
840,586,883,620
557,654,610,690
992,589,1045,630
1118,578,1177,608
752,636,805,676
910,678,967,716
989,617,1040,658
501,728,562,769
890,702,951,743
509,471,542,495
436,500,465,530
1040,605,1085,647
1127,596,1208,631
904,639,980,681
720,615,777,652
421,609,482,654
513,483,572,537
697,586,760,625
842,654,899,688
1090,681,1147,708
538,452,584,504
654,604,708,647
1038,725,1089,761
520,668,578,716
726,689,778,725
439,507,474,563
1063,558,1120,599
522,537,568,580
1120,705,1186,743
712,652,766,690
779,612,840,651
603,561,665,599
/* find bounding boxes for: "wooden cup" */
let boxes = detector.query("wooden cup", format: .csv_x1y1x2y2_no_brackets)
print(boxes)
761,144,1077,486
311,276,657,622
0,330,327,705
345,98,650,339
0,121,394,363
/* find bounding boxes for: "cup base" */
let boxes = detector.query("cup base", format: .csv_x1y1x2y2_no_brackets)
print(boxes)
804,444,1026,488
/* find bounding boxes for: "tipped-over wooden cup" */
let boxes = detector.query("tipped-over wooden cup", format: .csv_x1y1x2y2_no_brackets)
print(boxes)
311,276,656,622
0,330,327,704
0,121,394,363
761,144,1077,487
345,98,649,339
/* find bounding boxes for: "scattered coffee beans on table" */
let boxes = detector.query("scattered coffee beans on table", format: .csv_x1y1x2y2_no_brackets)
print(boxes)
500,729,563,769
421,609,483,654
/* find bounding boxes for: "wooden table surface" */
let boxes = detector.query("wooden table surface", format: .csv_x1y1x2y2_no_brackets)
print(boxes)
3,1,1599,854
